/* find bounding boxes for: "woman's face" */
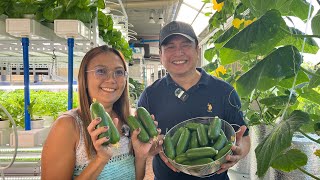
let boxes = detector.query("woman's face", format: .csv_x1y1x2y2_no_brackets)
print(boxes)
86,52,127,108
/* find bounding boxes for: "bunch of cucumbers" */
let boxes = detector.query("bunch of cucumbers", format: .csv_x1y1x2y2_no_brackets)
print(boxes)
164,116,233,166
90,100,121,146
127,107,158,143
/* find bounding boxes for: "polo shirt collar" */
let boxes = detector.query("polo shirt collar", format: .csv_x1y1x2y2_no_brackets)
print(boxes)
165,68,210,86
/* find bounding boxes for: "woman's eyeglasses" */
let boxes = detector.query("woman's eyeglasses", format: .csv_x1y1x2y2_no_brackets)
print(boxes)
86,67,128,80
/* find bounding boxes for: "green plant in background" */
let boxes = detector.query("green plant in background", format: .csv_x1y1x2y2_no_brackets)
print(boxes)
0,90,79,128
128,77,144,108
203,0,320,179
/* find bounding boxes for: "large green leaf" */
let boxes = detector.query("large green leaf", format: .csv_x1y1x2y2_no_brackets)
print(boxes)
297,88,320,106
277,28,319,54
278,70,309,89
241,0,310,21
271,149,308,172
259,95,297,109
214,26,239,49
235,45,302,97
308,68,320,88
311,10,320,35
282,0,312,21
219,9,287,65
255,110,310,177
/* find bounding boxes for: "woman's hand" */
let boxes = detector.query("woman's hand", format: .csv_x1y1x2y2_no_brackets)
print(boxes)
216,125,251,174
87,117,116,163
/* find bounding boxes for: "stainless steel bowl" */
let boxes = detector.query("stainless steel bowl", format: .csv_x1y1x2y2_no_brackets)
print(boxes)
164,117,237,178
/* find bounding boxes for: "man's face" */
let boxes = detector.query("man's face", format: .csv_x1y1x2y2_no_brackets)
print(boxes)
160,35,199,77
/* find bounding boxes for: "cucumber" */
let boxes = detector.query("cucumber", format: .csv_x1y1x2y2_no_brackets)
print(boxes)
164,135,176,159
189,131,199,149
176,128,191,155
127,115,150,143
175,153,188,164
182,158,214,166
185,122,200,131
105,112,121,145
197,124,209,147
208,116,221,140
137,107,158,138
185,147,218,160
214,142,233,160
90,101,111,146
172,127,184,147
212,130,227,151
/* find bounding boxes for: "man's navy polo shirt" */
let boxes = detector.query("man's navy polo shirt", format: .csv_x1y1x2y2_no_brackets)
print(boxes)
138,68,248,180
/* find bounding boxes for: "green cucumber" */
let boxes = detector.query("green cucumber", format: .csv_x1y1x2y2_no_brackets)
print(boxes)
185,147,218,160
137,107,158,138
176,128,191,155
182,158,214,166
197,124,209,147
185,122,200,131
164,135,176,159
214,142,233,160
172,127,184,147
175,153,188,164
90,101,111,146
127,115,150,143
106,112,120,145
208,116,221,140
189,131,199,149
212,130,227,151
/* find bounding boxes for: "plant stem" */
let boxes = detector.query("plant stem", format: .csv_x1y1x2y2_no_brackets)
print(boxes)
298,129,320,144
281,27,320,39
297,166,320,180
301,67,320,78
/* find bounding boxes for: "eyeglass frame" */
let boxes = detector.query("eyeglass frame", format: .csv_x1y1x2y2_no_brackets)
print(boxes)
86,67,128,80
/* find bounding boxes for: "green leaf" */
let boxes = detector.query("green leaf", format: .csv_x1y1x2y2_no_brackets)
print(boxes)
241,0,310,20
259,95,297,108
255,110,310,177
219,9,287,65
284,0,312,21
278,70,309,89
311,10,320,35
214,26,239,49
97,0,105,9
297,88,320,106
235,45,302,97
271,149,308,172
43,5,64,22
66,0,79,12
204,47,216,62
308,68,320,88
300,114,320,133
277,27,319,54
314,123,320,136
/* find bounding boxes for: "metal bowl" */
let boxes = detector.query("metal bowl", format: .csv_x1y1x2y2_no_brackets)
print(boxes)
164,117,237,178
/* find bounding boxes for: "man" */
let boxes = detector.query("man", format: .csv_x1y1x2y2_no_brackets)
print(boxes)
138,21,250,180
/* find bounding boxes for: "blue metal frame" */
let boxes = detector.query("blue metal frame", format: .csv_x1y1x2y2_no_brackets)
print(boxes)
67,38,74,110
22,37,31,130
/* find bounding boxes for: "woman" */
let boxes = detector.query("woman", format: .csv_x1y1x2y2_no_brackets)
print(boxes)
41,45,159,179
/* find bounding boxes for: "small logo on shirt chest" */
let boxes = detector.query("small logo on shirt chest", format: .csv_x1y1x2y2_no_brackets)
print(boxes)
207,103,213,112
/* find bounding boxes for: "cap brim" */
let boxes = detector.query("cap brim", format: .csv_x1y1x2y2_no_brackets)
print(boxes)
161,33,195,46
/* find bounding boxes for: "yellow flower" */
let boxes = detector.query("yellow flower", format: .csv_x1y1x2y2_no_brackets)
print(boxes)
212,66,227,77
244,18,257,27
212,0,224,12
232,18,244,29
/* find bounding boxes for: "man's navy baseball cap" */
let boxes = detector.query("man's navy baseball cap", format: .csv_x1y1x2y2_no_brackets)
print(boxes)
159,21,198,46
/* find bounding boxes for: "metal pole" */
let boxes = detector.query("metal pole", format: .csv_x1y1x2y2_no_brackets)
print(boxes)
22,37,31,130
67,38,74,110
